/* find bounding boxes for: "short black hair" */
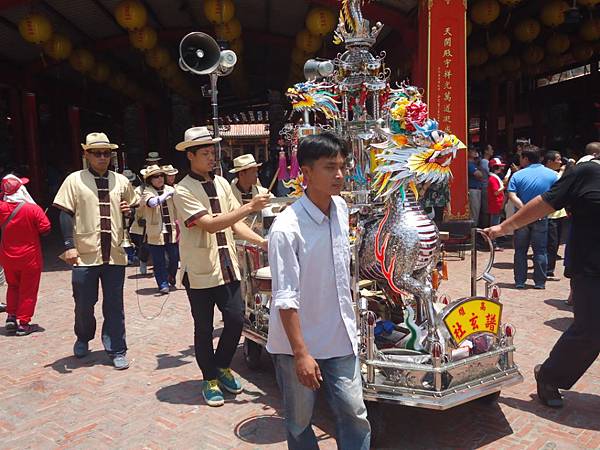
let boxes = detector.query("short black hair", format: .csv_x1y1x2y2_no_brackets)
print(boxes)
297,132,348,167
543,150,560,165
521,144,541,164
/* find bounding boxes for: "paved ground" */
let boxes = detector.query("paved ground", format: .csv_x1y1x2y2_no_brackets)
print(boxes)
0,241,599,450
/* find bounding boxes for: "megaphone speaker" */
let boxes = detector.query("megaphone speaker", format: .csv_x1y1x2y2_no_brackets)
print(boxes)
179,32,221,75
304,59,334,81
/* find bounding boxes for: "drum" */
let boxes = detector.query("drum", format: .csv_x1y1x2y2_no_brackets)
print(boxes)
252,266,272,294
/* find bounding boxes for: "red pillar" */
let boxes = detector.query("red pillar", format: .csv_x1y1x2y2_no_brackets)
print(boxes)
68,106,82,171
22,92,43,202
424,0,469,220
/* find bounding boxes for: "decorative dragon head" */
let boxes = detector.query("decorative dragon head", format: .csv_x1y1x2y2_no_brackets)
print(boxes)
371,84,466,198
286,81,341,120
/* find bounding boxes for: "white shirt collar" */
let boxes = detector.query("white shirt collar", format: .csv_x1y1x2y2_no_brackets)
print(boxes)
299,192,330,225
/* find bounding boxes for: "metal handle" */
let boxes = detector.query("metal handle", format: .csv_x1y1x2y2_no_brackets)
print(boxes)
471,228,495,296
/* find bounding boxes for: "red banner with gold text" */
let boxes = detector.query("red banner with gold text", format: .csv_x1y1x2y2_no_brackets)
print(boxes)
426,0,468,220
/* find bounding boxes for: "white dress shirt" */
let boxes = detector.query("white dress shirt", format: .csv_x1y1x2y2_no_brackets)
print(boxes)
266,193,357,358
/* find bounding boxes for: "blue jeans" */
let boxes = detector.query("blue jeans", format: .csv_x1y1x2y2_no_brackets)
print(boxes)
513,218,548,287
72,264,126,355
272,353,370,450
148,243,179,289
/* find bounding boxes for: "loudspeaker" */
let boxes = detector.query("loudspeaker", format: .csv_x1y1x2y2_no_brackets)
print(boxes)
179,32,221,75
304,59,334,81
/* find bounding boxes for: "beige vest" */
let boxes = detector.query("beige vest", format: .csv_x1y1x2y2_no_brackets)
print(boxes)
140,185,177,245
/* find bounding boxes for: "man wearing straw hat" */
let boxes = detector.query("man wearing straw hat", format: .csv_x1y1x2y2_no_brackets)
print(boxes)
145,152,162,166
162,164,179,187
139,165,179,294
173,127,270,407
53,132,137,370
229,154,274,206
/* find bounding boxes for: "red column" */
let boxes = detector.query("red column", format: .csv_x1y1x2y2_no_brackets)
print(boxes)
425,0,469,220
22,92,43,202
68,106,82,171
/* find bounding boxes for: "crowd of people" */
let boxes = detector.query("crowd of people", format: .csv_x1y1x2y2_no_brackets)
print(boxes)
0,128,599,449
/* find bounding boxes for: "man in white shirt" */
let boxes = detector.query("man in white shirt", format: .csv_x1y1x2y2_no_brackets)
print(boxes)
267,133,370,450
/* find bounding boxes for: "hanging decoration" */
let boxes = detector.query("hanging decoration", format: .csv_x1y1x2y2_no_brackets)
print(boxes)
18,13,53,44
540,1,569,28
129,26,158,51
204,0,236,24
296,29,322,53
521,44,544,64
470,0,500,26
69,48,95,73
115,0,147,30
546,33,570,54
306,7,337,37
514,18,541,43
43,34,72,60
487,33,511,56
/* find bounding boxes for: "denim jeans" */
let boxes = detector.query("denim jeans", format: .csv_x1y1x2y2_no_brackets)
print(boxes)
513,218,548,287
468,189,482,227
546,217,563,276
148,243,179,289
71,264,127,355
272,353,371,450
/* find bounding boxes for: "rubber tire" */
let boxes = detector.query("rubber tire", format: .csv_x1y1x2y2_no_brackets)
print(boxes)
243,338,263,370
366,401,386,448
478,390,501,404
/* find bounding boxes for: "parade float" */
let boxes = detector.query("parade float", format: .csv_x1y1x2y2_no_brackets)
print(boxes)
232,0,523,439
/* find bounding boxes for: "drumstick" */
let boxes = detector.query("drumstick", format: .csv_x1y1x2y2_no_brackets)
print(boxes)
268,167,280,193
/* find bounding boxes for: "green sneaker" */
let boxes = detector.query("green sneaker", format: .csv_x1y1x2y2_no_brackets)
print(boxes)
202,379,224,407
217,368,243,394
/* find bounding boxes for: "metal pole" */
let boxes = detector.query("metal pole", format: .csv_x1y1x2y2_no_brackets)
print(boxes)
471,227,477,297
210,72,222,176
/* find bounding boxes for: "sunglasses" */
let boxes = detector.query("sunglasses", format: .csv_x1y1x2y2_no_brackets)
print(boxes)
87,150,112,158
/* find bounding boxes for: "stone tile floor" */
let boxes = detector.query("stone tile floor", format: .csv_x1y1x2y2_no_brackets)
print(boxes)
0,245,598,449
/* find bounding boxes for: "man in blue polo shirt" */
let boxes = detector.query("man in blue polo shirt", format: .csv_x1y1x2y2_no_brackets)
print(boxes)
508,145,558,289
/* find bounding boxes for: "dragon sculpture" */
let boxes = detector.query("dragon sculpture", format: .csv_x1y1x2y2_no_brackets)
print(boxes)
286,81,341,120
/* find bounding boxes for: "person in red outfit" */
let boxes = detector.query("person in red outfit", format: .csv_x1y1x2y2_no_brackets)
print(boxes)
0,175,51,336
487,158,506,251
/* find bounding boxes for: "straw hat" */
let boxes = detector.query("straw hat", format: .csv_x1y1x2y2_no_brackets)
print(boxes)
229,154,263,173
162,164,179,176
81,132,118,150
140,164,165,179
145,152,162,162
175,126,221,151
122,169,136,182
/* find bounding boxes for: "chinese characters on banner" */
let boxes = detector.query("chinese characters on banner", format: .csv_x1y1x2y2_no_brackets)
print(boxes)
443,298,503,345
427,0,468,219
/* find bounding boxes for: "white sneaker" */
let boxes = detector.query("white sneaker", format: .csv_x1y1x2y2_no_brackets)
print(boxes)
140,261,147,275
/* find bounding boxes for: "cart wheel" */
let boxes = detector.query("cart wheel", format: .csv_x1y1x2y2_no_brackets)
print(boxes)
366,402,386,448
243,338,262,370
479,391,501,404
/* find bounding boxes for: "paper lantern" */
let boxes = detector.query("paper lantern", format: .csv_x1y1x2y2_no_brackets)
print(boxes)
69,49,95,73
580,18,600,42
229,39,244,55
470,0,500,26
90,62,111,83
514,19,541,43
546,33,570,55
306,7,337,37
129,26,157,51
145,46,170,69
110,73,127,91
18,13,53,44
501,55,521,72
215,18,242,41
159,62,178,79
468,47,489,66
487,33,511,56
572,43,594,61
296,29,322,54
521,45,544,64
467,19,472,37
499,0,522,6
115,0,147,30
540,1,569,28
577,0,600,8
43,34,72,60
204,0,235,24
